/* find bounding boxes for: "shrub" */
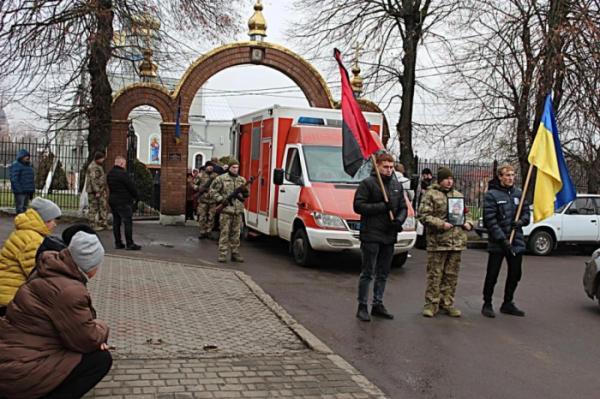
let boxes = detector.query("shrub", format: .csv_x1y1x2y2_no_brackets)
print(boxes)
50,161,68,190
133,159,153,204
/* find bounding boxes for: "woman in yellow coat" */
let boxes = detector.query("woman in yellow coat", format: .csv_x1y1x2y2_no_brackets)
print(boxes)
0,197,61,315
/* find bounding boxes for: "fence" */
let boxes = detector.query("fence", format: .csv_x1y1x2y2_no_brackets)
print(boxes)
0,139,158,218
415,158,591,220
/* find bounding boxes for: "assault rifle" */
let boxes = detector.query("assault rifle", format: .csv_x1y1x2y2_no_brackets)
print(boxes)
215,176,255,214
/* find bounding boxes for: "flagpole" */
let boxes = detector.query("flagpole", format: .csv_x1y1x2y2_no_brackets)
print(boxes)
370,154,395,221
509,163,534,243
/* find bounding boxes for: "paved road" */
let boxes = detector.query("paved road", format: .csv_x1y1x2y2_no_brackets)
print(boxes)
2,218,599,398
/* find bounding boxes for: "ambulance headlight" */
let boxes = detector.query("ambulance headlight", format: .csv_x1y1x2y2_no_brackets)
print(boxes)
312,212,346,230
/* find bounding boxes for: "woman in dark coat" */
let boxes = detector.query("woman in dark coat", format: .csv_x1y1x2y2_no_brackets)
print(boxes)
0,232,112,399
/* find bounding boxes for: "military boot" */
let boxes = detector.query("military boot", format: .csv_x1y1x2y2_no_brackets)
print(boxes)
231,253,244,263
440,306,462,317
500,302,525,317
371,304,394,319
217,254,227,263
356,304,371,322
422,304,436,318
481,303,495,318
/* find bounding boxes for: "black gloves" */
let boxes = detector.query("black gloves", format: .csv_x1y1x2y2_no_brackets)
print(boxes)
511,220,524,229
392,220,404,232
501,239,515,255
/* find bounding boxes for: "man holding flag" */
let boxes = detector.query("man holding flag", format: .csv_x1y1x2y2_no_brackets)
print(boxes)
334,49,407,321
481,94,575,318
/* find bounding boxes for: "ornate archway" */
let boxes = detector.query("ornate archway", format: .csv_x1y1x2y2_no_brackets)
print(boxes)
108,2,386,224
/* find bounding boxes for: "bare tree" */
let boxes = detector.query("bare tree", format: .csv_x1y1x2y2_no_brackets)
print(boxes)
0,0,245,161
289,0,458,174
434,0,597,181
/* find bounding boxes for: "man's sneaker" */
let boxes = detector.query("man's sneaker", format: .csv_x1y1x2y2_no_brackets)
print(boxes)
371,304,394,319
500,302,525,317
115,243,125,250
126,244,142,251
422,304,436,318
217,255,227,263
231,253,244,263
481,303,496,318
356,304,371,322
440,306,462,317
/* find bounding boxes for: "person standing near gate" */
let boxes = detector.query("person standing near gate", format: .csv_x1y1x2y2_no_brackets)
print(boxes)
353,152,407,322
418,167,473,318
481,164,530,318
195,161,218,239
210,159,249,263
86,151,109,231
9,149,35,214
107,156,141,250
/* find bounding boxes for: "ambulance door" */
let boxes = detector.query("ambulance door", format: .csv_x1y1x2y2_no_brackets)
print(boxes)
246,119,262,227
277,146,303,241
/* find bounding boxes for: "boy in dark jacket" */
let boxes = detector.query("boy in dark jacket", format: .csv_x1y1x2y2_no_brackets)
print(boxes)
353,152,407,321
9,149,35,214
482,164,530,318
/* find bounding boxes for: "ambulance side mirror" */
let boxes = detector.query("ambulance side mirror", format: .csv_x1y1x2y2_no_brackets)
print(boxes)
273,168,284,185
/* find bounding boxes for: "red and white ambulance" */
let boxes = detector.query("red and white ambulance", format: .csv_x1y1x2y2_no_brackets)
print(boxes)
231,105,416,267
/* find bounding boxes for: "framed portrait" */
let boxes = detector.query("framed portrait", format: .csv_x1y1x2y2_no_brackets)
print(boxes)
448,197,465,226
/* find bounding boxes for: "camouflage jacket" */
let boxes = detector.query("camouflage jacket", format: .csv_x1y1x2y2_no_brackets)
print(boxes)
209,173,249,214
193,171,218,203
417,184,473,251
85,162,106,195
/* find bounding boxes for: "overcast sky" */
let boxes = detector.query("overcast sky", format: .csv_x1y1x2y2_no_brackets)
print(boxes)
3,0,445,158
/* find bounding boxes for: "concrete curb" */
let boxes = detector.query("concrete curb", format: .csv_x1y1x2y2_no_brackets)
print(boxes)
234,271,389,399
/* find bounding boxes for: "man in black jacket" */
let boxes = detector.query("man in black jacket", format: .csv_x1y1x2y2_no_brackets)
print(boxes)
482,164,530,318
353,152,408,321
107,156,141,250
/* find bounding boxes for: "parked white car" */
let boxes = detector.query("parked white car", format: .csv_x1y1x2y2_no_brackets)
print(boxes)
476,194,600,256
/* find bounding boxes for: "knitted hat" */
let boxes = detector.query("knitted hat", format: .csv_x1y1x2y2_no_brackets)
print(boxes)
62,224,97,245
437,167,454,183
69,231,105,273
228,159,240,167
31,197,62,222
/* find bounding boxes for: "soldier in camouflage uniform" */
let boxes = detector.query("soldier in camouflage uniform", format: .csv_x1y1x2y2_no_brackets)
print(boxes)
209,159,249,263
86,152,109,230
194,162,219,239
418,167,473,318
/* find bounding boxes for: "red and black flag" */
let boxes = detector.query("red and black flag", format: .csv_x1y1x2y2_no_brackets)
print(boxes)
334,48,380,176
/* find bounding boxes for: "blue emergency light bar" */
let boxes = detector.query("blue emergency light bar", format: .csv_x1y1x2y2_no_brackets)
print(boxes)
297,116,325,125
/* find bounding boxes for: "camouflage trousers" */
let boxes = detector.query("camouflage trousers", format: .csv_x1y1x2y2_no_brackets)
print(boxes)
218,213,242,257
425,250,462,310
197,202,216,235
88,194,108,227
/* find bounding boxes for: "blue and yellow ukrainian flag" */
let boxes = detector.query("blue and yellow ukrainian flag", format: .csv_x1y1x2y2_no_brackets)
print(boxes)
527,94,576,222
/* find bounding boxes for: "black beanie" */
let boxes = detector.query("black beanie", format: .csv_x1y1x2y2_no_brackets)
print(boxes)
437,167,454,183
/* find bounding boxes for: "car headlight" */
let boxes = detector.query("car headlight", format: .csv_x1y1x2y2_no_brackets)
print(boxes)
312,212,346,230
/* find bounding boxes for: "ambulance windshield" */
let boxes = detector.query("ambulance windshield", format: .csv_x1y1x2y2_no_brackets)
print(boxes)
303,146,372,184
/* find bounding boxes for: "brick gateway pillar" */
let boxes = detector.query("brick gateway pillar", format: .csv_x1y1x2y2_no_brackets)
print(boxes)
157,122,189,224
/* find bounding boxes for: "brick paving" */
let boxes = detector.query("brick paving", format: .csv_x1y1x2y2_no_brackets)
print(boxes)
84,255,386,398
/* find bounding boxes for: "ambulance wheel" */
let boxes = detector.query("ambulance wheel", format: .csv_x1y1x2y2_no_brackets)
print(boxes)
392,252,408,269
292,228,317,267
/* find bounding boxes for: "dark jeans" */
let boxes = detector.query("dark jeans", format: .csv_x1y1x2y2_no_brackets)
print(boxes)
186,200,194,220
0,306,6,317
483,252,523,304
358,242,395,306
41,350,112,399
14,193,31,214
111,203,134,246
